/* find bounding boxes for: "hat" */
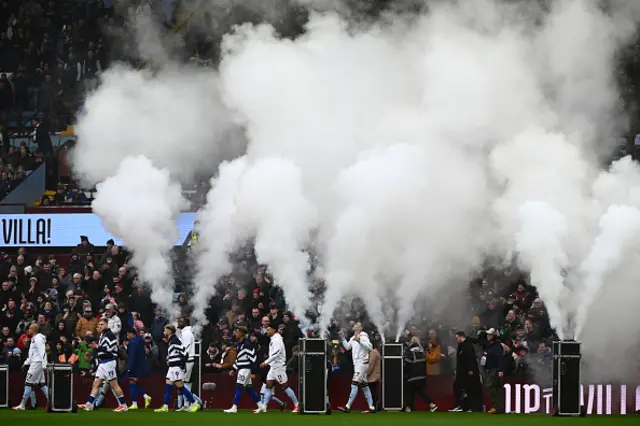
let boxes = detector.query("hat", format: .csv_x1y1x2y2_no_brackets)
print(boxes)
29,276,37,282
218,318,229,325
80,235,88,241
106,239,115,246
105,303,114,310
277,324,286,331
144,333,152,339
84,306,92,312
486,328,498,336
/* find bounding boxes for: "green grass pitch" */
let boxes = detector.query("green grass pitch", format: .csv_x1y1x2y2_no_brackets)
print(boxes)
0,410,638,425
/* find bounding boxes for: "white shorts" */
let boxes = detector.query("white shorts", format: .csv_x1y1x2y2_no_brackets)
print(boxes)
25,363,46,386
352,364,368,383
184,362,194,383
96,360,118,382
236,368,252,386
266,366,288,385
167,366,185,383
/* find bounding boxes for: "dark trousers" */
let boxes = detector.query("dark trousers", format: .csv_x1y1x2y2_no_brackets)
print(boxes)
486,369,504,412
454,374,483,412
368,381,379,409
404,378,432,411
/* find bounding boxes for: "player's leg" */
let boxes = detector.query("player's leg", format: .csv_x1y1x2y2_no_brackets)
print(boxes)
279,374,299,412
108,378,129,411
94,380,111,408
129,378,139,408
360,380,375,412
339,368,363,412
13,368,35,410
184,382,202,406
155,379,174,412
225,369,251,412
175,380,200,411
82,378,104,410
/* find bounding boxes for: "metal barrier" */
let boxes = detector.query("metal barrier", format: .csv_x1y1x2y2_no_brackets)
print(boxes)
381,343,404,411
298,338,327,414
0,365,8,408
47,364,75,412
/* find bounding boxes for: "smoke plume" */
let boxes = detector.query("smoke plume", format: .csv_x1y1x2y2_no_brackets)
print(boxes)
91,156,187,313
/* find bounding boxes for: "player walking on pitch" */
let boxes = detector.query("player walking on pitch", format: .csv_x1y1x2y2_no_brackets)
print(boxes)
125,329,152,409
79,319,128,412
337,323,376,413
224,324,261,413
176,317,203,411
154,325,200,412
13,325,49,411
254,324,299,413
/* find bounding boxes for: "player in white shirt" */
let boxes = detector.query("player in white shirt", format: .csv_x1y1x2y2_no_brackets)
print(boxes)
337,323,376,413
255,324,299,413
13,324,50,411
176,317,203,411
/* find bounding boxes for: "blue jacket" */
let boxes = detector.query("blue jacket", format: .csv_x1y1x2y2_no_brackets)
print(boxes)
485,339,505,372
127,335,149,378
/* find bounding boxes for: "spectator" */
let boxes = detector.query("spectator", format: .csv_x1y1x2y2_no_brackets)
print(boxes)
75,305,97,337
76,236,95,256
426,332,442,376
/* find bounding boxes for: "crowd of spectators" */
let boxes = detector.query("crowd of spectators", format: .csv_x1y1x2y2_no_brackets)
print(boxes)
0,228,556,384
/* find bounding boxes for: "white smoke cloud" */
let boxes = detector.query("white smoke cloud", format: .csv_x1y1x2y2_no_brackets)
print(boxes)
575,204,640,339
91,156,187,313
71,64,242,187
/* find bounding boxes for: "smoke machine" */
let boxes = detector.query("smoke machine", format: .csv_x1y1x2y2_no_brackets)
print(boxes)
552,340,585,416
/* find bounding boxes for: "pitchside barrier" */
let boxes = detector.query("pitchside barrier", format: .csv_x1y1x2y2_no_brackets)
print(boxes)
0,365,8,408
47,364,76,413
381,343,404,411
4,372,640,413
298,338,328,414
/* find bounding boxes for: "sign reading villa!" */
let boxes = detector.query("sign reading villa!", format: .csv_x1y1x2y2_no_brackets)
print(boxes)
2,217,53,245
505,383,640,415
0,213,196,247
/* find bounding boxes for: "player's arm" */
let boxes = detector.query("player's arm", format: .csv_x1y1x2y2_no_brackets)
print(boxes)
37,336,48,367
359,334,373,352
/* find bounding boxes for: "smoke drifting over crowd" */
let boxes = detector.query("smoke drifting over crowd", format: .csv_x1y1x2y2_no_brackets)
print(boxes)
71,0,640,377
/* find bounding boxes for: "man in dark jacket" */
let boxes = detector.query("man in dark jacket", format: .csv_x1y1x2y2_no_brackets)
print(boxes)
451,331,482,412
483,328,505,414
403,337,437,412
126,329,151,409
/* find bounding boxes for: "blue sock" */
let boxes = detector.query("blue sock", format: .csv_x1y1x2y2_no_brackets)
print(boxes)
246,387,260,403
41,385,49,402
185,383,202,405
137,384,147,398
21,385,32,406
233,385,243,406
164,384,173,406
179,386,196,404
95,393,105,407
263,387,273,405
284,387,298,405
130,383,138,402
177,394,184,409
362,385,374,408
118,395,127,406
272,394,285,406
347,384,358,408
87,395,96,405
30,389,36,407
